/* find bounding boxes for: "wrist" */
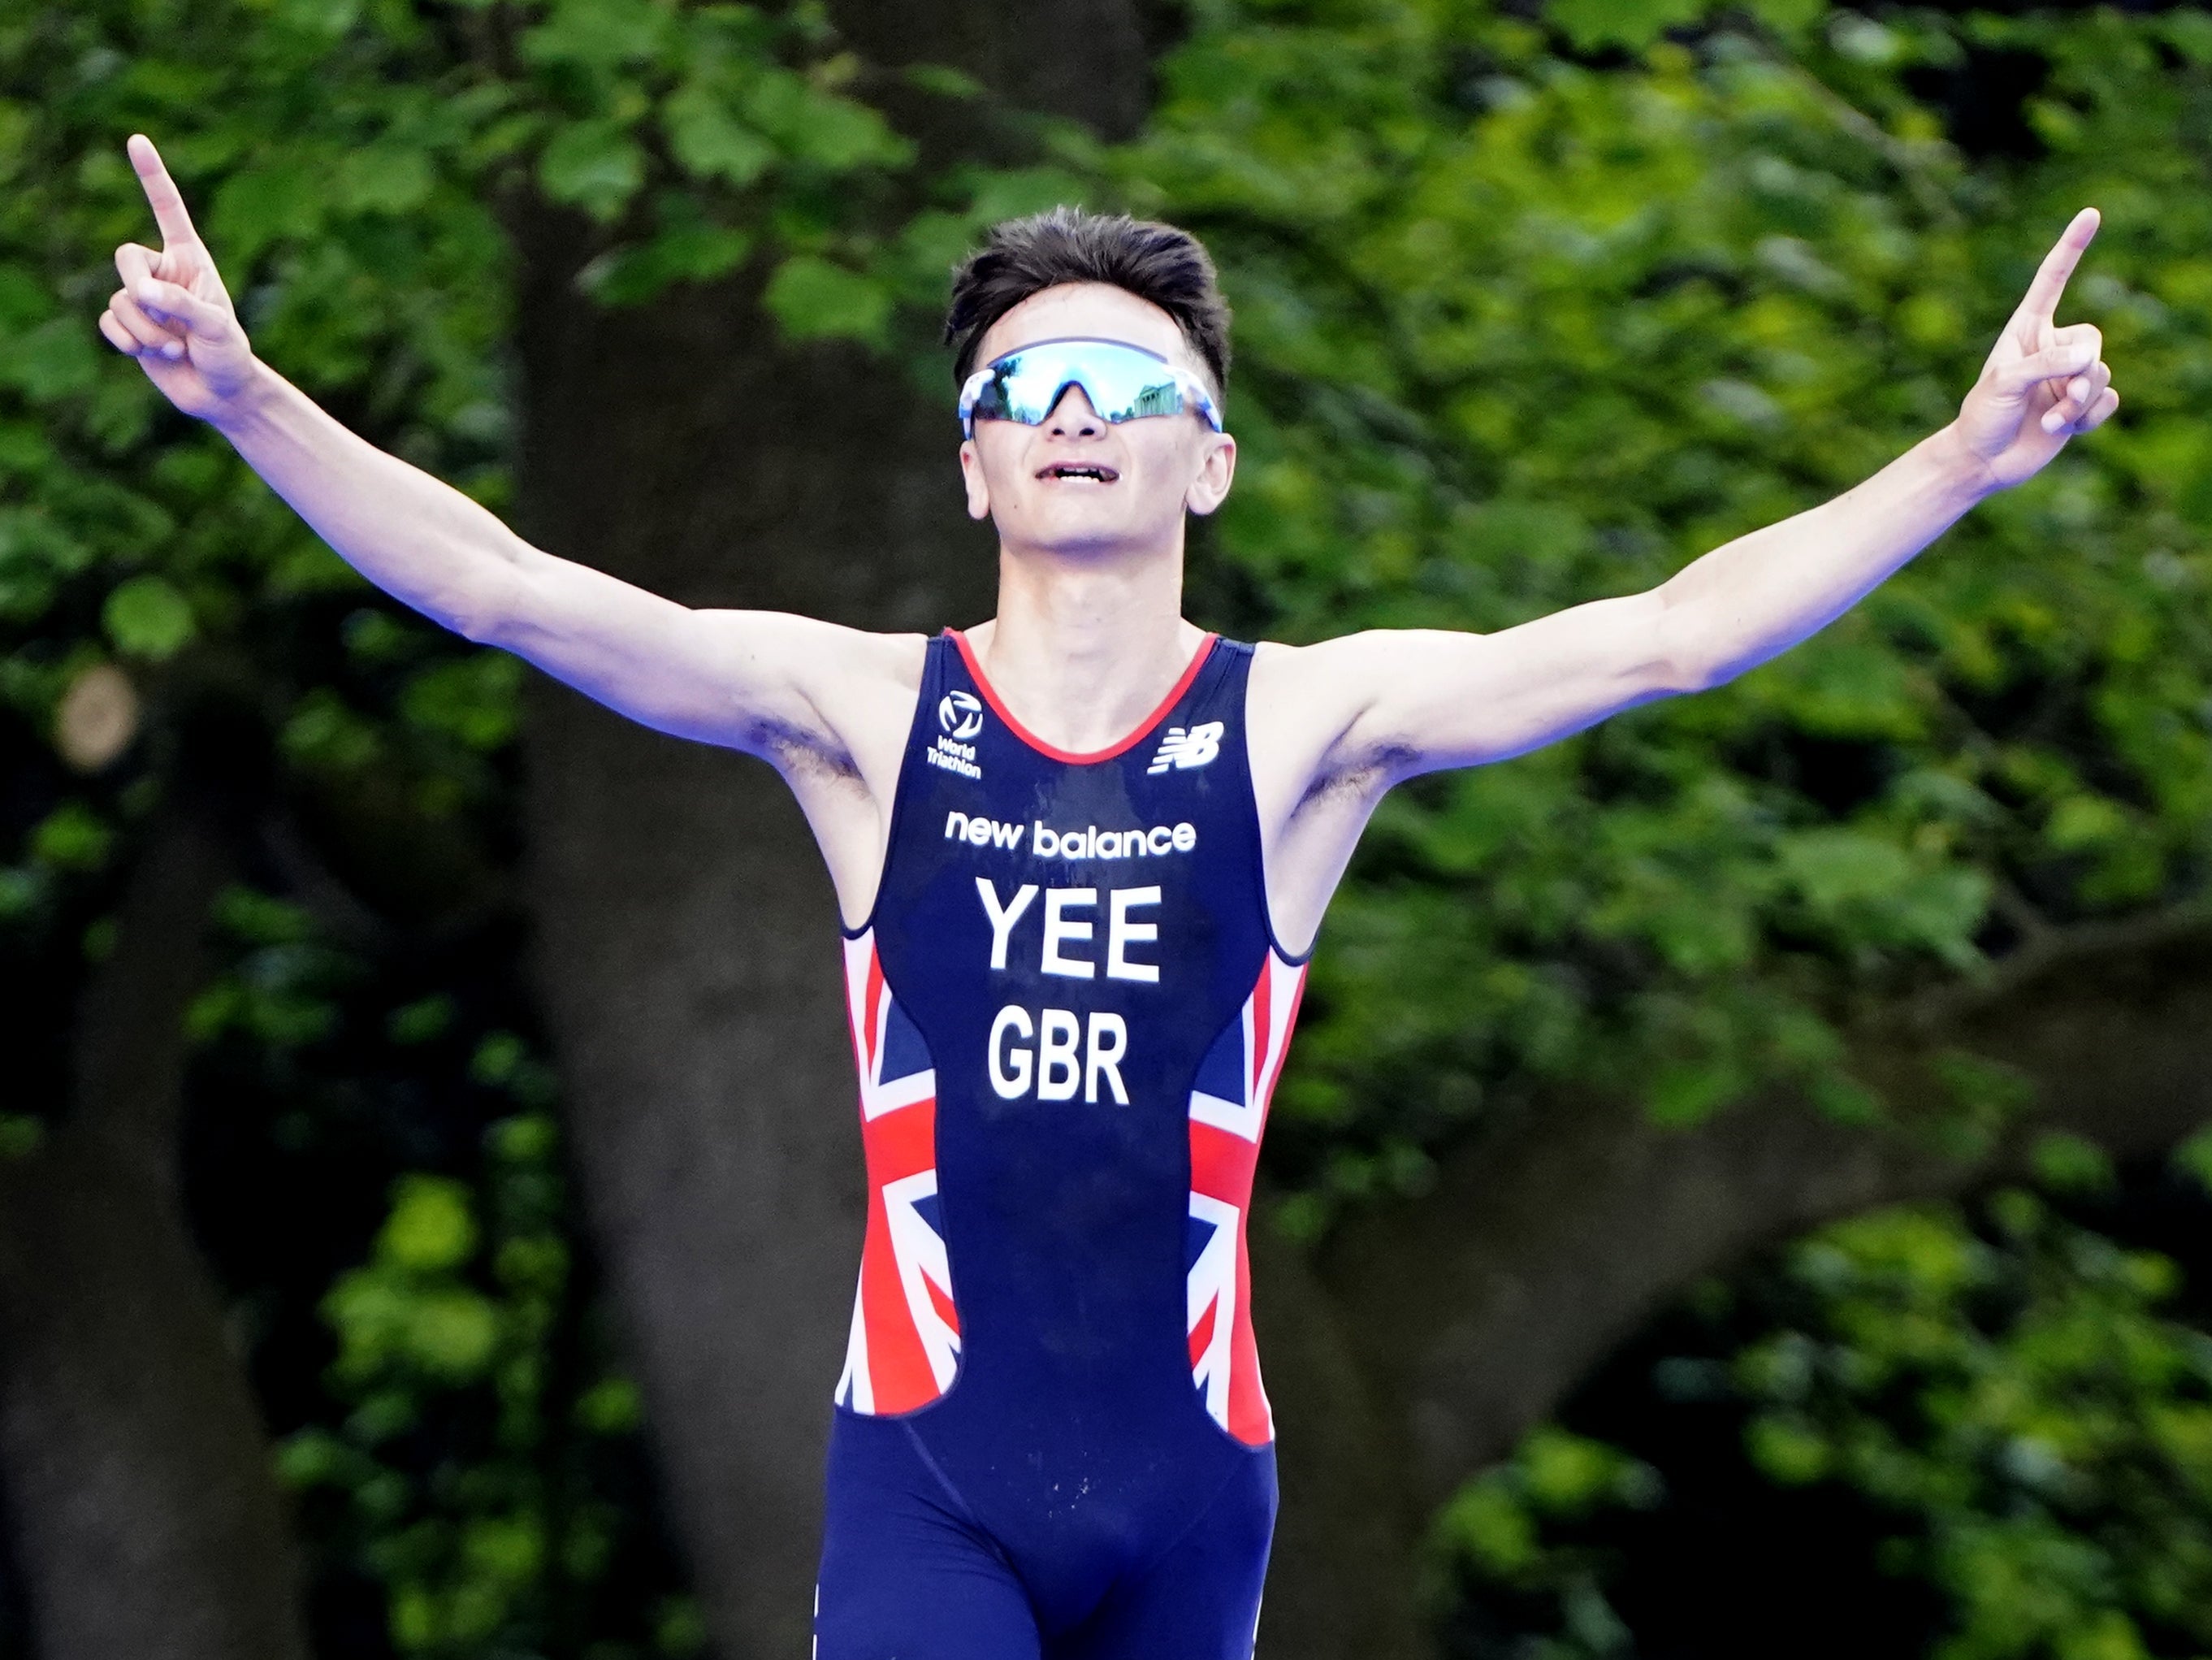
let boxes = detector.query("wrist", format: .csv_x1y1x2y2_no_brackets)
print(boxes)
1926,420,2001,505
206,355,281,441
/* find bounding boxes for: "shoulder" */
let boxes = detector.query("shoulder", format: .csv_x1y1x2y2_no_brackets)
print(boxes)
794,625,931,734
1251,627,1522,710
833,625,932,688
683,616,928,774
702,612,928,678
1247,634,1381,733
692,614,929,714
1242,634,1398,795
1247,630,1446,716
1247,628,1500,790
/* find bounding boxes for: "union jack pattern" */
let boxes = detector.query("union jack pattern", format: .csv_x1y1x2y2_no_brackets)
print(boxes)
834,930,960,1415
1186,948,1307,1445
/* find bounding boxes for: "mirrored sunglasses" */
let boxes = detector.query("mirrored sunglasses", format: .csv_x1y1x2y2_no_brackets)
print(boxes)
959,337,1223,437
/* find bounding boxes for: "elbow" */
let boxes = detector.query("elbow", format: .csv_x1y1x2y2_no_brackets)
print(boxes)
440,593,502,648
453,600,508,648
450,558,528,648
1661,644,1733,697
1647,583,1775,698
1647,596,1729,697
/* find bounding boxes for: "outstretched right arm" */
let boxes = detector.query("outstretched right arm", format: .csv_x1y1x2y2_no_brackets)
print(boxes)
97,132,879,767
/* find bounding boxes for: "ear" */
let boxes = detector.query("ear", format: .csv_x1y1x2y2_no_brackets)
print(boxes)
959,436,991,521
1184,429,1237,517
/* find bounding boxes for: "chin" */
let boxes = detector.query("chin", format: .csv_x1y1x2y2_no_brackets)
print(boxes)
1023,531,1139,562
1004,506,1145,558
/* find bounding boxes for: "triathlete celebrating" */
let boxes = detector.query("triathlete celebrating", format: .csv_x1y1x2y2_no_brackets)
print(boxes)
99,129,2116,1659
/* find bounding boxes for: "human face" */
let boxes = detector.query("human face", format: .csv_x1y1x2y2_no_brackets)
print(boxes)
958,283,1236,559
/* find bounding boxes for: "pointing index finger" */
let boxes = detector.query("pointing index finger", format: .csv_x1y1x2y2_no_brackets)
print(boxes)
2014,206,2101,334
126,133,204,249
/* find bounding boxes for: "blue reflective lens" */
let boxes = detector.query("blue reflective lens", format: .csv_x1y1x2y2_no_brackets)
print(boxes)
959,338,1222,436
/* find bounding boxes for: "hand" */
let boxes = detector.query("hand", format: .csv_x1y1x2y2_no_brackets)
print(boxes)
97,134,260,423
1950,207,2119,493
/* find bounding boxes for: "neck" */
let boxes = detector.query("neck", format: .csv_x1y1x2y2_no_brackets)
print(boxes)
965,531,1206,754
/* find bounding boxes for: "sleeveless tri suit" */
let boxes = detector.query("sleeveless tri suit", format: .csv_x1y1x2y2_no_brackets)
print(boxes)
812,628,1309,1659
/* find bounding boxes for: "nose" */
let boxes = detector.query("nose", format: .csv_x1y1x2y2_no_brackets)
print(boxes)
1045,382,1105,438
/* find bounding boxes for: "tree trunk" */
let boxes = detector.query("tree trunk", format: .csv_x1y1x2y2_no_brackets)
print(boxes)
0,806,310,1660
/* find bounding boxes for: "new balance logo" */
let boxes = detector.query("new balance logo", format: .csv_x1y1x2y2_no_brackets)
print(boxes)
945,812,1197,860
1148,721,1224,775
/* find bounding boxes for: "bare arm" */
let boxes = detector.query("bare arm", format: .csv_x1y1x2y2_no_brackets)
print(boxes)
1288,208,2119,787
97,132,876,764
203,362,876,755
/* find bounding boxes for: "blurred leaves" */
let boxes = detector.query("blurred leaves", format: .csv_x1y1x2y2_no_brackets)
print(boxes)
1547,0,1712,54
1116,1,2212,1219
1734,1191,2212,1659
536,119,648,222
1441,1172,2212,1656
275,1021,694,1658
102,574,196,661
765,253,892,345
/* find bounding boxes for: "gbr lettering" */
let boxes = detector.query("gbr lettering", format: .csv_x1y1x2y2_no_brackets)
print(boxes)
987,1007,1129,1104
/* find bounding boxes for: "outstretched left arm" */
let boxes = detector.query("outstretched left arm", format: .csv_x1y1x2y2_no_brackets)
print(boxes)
1301,208,2119,784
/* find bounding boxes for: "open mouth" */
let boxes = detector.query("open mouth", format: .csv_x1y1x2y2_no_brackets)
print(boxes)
1037,462,1120,483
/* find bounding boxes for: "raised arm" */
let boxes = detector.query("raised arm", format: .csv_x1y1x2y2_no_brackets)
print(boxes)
95,133,887,767
1288,208,2118,786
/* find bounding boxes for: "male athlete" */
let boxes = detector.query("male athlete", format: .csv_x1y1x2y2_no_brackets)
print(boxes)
100,127,2116,1658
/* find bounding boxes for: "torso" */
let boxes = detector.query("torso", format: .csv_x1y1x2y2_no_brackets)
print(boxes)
825,626,1304,1593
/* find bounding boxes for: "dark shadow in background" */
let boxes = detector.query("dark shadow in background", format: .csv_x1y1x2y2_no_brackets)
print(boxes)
1441,1151,2212,1658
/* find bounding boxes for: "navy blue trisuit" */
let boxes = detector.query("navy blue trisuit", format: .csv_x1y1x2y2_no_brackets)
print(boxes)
813,627,1311,1659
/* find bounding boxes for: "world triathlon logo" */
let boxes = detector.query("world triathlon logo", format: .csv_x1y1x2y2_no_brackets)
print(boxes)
939,690,985,740
929,689,985,780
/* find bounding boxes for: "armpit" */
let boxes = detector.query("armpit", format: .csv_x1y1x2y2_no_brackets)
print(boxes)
751,712,862,783
1293,737,1417,813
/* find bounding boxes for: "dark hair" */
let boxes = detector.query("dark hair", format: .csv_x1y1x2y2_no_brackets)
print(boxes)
943,206,1232,399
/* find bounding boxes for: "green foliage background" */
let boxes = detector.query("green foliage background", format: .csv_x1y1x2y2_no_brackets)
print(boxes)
7,0,2212,1654
1436,1141,2212,1658
1135,2,2212,1222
